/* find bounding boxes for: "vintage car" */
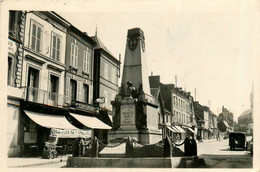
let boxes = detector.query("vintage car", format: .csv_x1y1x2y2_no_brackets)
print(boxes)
229,132,246,150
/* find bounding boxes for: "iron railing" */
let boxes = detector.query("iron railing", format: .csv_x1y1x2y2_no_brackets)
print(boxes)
26,86,68,107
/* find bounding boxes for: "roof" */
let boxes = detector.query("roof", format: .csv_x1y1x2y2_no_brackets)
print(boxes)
91,35,115,58
239,109,252,118
223,120,230,128
150,88,160,99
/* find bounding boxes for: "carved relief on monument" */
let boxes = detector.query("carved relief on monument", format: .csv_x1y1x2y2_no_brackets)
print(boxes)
127,34,145,52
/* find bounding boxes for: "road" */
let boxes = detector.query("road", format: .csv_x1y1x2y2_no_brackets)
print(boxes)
24,138,252,168
196,138,253,168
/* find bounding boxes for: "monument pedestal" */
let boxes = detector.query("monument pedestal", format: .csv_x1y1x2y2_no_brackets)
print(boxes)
108,97,161,145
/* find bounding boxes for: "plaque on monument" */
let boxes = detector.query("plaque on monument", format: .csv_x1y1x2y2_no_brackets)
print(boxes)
121,104,135,125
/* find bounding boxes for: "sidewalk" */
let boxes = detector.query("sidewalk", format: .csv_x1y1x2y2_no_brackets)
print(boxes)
8,155,70,168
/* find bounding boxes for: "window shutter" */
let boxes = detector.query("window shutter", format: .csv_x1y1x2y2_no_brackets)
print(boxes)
79,81,83,102
87,51,90,73
70,43,74,66
75,45,78,68
89,85,93,104
83,51,86,72
76,81,80,101
65,77,70,103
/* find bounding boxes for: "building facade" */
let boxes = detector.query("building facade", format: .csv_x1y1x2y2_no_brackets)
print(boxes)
149,75,196,140
7,11,71,157
7,11,112,157
238,109,253,135
7,11,26,157
237,89,253,136
65,25,96,106
92,35,120,112
218,106,234,131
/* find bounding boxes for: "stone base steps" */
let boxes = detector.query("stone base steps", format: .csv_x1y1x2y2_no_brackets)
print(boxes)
66,156,205,168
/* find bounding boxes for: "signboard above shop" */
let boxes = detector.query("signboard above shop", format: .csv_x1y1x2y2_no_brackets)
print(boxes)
50,128,91,138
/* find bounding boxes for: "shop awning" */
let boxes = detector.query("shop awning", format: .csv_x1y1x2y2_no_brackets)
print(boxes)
167,126,179,133
174,126,186,133
69,113,112,130
24,110,78,130
187,127,196,134
108,115,113,123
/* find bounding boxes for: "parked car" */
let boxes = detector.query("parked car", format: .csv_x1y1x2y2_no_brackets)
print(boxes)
246,138,253,155
229,132,246,150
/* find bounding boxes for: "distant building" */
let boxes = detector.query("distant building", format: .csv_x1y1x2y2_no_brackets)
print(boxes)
149,75,196,140
217,119,232,136
208,111,218,139
218,106,234,131
238,88,253,136
238,109,253,135
193,102,210,140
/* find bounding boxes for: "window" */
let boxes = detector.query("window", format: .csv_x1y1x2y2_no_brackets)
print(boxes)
83,49,90,73
27,67,39,102
9,11,19,38
166,115,168,123
8,56,14,86
83,84,89,103
49,75,59,100
70,43,78,68
70,79,77,101
51,33,61,61
28,67,39,88
103,90,108,107
30,20,42,52
104,63,108,79
111,68,116,83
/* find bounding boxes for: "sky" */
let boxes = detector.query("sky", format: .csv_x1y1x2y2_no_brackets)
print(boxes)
56,1,258,120
1,0,255,120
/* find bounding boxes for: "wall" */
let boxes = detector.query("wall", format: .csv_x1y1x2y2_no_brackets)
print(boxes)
22,12,66,96
99,54,119,111
65,32,94,104
7,101,21,157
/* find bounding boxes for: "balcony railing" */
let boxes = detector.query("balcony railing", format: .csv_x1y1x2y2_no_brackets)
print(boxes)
26,86,68,107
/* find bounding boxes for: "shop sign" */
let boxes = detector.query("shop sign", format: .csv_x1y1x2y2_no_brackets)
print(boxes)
50,128,91,138
8,40,17,55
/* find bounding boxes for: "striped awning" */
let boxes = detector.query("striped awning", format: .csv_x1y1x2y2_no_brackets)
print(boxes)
24,110,78,130
69,113,111,130
174,126,186,133
167,126,179,133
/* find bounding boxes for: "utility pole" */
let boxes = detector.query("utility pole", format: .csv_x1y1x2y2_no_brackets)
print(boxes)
194,88,196,101
175,75,177,87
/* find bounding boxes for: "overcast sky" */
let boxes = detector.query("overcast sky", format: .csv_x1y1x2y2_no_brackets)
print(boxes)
2,0,256,120
56,1,258,120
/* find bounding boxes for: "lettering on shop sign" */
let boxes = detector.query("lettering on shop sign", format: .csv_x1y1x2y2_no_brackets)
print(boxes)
121,105,135,125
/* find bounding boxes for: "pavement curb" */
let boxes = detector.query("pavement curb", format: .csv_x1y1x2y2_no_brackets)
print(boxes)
8,157,68,168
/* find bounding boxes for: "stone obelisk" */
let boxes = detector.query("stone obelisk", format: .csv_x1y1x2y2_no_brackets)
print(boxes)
108,28,162,144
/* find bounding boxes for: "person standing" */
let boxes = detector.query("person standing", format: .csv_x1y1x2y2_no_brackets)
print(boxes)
72,138,80,157
190,134,197,156
184,135,192,156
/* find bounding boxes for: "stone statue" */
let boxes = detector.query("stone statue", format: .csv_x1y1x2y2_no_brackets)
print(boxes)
126,81,137,98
